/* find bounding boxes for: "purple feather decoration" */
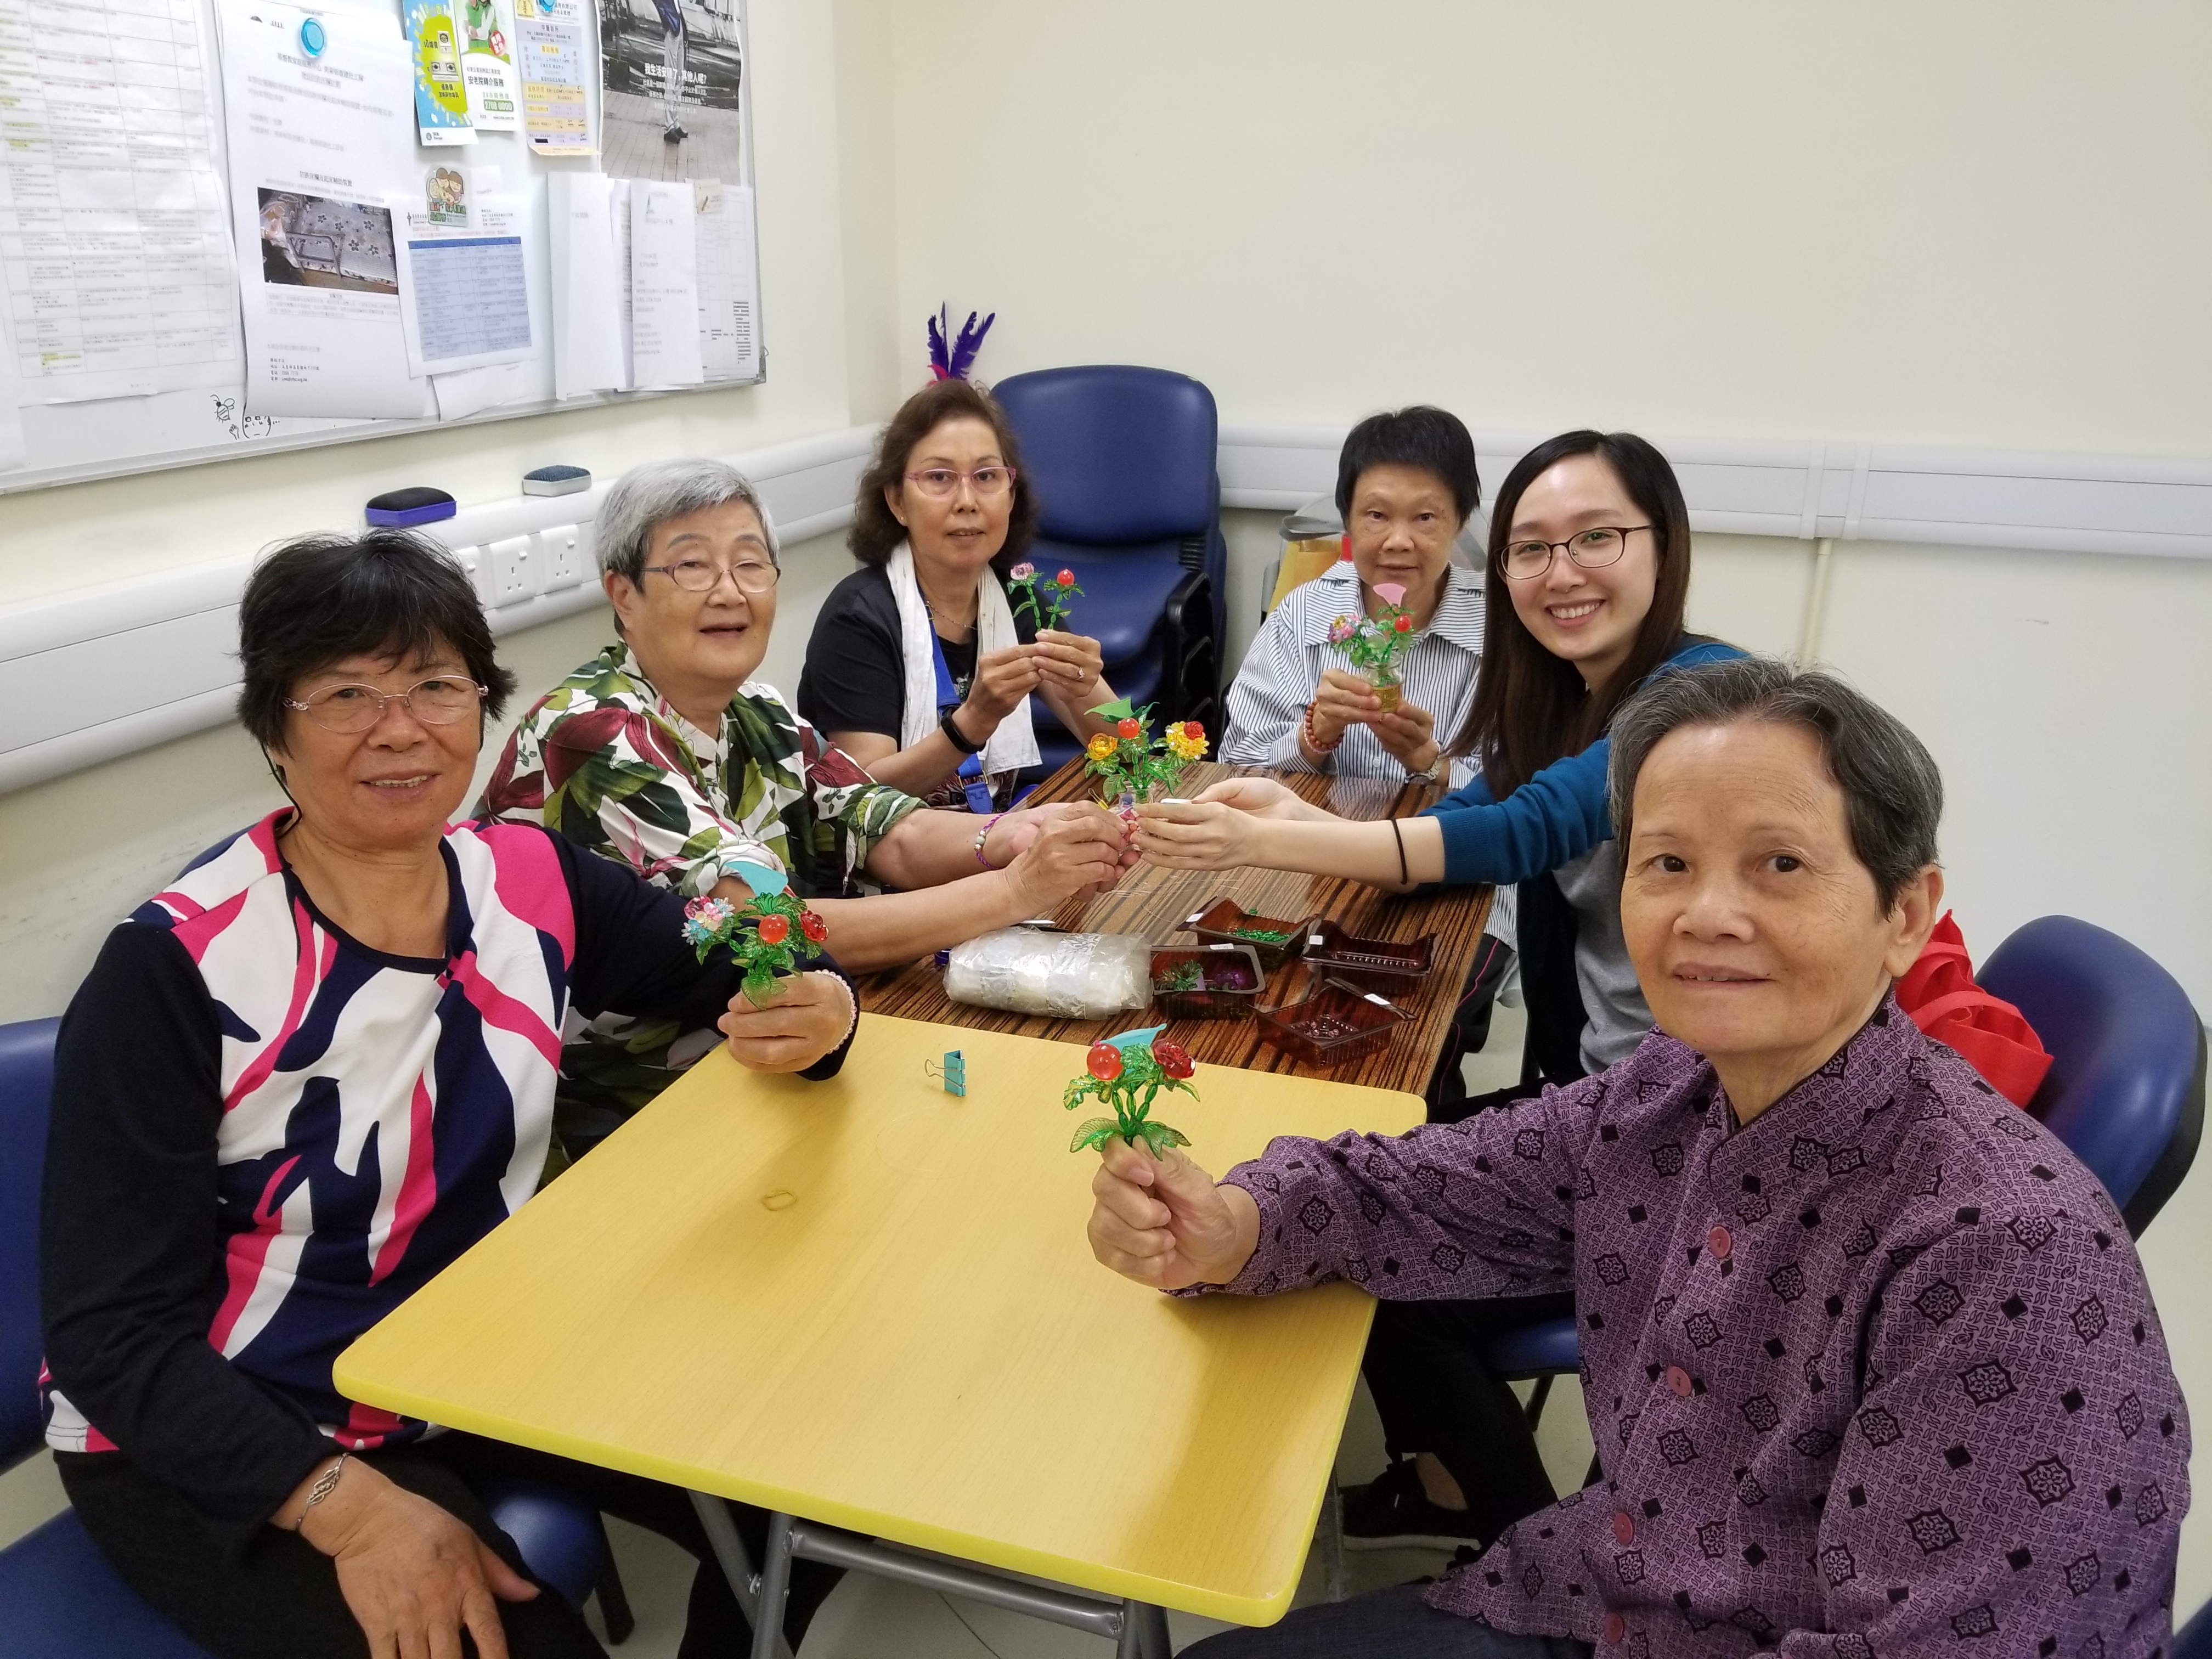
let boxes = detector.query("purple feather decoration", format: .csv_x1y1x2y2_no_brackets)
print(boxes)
926,304,994,382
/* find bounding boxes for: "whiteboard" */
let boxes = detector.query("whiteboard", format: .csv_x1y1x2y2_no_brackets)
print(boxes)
0,0,761,494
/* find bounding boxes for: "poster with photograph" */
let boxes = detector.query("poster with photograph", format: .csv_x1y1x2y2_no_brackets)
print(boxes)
597,0,742,182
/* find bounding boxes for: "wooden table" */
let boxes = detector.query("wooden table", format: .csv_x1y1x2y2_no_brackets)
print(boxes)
859,760,1494,1097
335,1015,1423,1655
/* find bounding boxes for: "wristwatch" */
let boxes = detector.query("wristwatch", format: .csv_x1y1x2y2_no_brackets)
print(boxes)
1405,750,1443,784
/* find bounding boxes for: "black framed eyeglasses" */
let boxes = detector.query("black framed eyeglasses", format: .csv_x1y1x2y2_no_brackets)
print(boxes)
1500,524,1652,581
640,557,781,594
284,676,488,733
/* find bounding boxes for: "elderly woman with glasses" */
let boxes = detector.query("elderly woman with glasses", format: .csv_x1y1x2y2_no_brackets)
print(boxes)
40,531,854,1659
483,458,1126,1152
1097,659,2188,1659
798,377,1122,811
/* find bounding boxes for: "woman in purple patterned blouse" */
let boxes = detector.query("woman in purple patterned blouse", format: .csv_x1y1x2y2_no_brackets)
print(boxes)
1090,657,2187,1659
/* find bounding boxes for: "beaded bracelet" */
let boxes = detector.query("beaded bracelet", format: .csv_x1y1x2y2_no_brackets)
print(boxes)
1301,702,1343,755
973,812,1007,870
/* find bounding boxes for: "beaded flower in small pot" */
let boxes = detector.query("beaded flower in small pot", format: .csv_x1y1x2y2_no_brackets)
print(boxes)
1063,1025,1197,1158
1082,697,1207,834
1006,561,1083,630
681,879,830,1006
1329,581,1415,712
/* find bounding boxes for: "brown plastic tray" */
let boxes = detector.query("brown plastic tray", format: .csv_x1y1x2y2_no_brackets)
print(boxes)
1179,898,1316,974
1298,918,1437,994
1256,977,1413,1068
1149,944,1266,1020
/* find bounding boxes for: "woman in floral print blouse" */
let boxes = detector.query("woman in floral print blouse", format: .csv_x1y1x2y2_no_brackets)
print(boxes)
1092,658,2187,1659
484,459,1128,1150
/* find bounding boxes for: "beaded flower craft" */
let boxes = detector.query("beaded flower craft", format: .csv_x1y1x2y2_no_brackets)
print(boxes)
682,890,828,1006
1063,1025,1196,1158
1082,697,1207,810
1329,581,1415,710
1006,561,1082,629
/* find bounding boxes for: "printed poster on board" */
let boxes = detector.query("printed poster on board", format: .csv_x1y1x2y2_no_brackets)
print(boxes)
597,0,741,181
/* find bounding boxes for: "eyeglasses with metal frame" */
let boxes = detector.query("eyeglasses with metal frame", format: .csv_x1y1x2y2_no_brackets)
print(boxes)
639,556,782,594
902,465,1017,500
284,676,489,733
1499,524,1654,581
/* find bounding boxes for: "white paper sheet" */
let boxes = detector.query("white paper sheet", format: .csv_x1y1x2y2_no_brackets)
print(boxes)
433,357,533,420
0,0,241,404
393,187,534,376
218,0,435,420
693,179,758,383
630,180,702,389
516,0,595,156
548,171,627,397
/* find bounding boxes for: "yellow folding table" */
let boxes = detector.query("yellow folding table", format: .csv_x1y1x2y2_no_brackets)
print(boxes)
336,1013,1421,1658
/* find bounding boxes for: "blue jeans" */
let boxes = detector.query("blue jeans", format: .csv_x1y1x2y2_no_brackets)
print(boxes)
1184,1585,1593,1658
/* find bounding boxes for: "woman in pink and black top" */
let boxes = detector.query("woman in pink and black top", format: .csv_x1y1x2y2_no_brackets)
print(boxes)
40,532,854,1659
1094,659,2188,1659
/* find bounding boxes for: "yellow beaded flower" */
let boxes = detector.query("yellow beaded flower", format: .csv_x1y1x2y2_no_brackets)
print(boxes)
1086,732,1118,762
1163,721,1209,763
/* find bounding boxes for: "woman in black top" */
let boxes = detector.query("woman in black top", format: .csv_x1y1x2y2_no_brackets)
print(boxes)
799,379,1121,810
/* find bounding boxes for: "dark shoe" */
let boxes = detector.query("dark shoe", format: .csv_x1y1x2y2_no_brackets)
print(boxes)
1339,1459,1486,1552
662,123,687,142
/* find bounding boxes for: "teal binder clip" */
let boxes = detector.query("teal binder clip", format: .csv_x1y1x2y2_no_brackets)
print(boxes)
924,1051,967,1097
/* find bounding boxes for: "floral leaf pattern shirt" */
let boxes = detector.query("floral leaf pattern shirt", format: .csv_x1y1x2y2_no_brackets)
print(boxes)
1197,996,2188,1658
481,642,921,1136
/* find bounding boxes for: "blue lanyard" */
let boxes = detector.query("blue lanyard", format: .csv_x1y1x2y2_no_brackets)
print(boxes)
928,624,997,815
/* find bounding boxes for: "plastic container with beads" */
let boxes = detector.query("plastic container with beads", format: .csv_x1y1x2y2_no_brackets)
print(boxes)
1299,919,1436,995
1149,944,1266,1020
1256,977,1412,1067
1178,898,1315,974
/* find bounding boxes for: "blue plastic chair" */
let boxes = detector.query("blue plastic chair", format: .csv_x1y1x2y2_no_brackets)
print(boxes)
0,1016,629,1653
2172,1595,2212,1658
993,365,1227,771
1477,914,2207,1470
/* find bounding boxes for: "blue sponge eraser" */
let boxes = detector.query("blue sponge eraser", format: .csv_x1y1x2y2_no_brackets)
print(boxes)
523,465,591,496
366,487,457,527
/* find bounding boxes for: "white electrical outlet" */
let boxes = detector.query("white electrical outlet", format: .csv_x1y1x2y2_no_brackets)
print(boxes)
450,545,498,608
539,524,586,590
489,536,536,606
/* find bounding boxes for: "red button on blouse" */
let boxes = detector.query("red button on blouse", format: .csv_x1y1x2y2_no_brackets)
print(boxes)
1708,1224,1733,1259
1666,1364,1694,1397
1613,1509,1635,1544
1604,1613,1627,1644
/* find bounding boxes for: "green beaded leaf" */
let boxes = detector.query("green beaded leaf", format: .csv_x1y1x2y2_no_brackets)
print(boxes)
1069,1118,1120,1153
1135,1120,1191,1159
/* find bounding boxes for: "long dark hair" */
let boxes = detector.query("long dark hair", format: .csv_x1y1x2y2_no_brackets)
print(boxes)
1452,431,1695,793
848,378,1038,574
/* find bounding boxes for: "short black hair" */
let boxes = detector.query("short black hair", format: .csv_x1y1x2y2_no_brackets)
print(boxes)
1608,656,1944,914
1334,405,1481,526
236,529,517,748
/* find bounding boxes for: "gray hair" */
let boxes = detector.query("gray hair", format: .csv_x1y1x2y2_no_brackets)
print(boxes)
595,459,780,582
1607,656,1943,913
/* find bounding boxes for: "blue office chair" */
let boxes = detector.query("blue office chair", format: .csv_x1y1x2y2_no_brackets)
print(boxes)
2172,1595,2212,1658
0,1016,630,1652
1477,914,2207,1473
994,365,1227,771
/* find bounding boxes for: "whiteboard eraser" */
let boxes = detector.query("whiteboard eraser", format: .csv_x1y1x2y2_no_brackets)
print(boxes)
365,487,456,527
523,465,591,496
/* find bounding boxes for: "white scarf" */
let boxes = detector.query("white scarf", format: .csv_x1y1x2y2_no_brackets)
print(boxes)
885,540,1042,781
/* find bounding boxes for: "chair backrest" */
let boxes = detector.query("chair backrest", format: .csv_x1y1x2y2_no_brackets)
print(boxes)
1978,916,2207,1234
0,1017,61,1472
993,365,1218,544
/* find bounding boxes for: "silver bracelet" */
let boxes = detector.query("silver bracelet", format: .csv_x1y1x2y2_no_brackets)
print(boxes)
291,1451,349,1532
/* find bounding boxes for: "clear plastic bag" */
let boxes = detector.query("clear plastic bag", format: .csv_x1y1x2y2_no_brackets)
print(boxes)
943,929,1152,1018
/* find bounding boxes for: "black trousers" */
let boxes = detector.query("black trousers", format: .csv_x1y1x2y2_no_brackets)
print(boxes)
57,1435,839,1659
1422,937,1517,1119
1361,1293,1575,1543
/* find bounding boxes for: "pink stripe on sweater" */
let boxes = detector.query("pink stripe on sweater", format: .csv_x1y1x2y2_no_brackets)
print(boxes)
205,1155,301,1355
450,949,563,1068
369,1075,438,1286
476,822,576,964
221,900,330,1113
